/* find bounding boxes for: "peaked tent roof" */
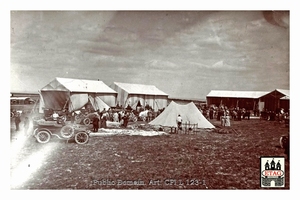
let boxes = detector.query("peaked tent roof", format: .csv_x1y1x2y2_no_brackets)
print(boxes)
207,90,269,98
42,77,117,94
149,101,215,129
113,82,168,96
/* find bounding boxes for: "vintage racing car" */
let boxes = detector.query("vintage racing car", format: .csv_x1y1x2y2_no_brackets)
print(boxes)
32,119,90,144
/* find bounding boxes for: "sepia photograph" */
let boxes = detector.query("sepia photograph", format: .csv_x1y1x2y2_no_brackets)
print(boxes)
5,0,298,197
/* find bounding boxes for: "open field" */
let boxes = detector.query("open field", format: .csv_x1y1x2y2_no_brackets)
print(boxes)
10,117,289,190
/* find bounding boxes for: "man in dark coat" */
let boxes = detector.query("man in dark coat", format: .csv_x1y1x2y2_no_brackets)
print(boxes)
209,108,214,120
122,112,129,128
92,115,100,132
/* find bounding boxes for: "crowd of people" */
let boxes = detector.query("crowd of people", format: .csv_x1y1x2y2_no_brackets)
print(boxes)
87,103,163,132
201,105,251,122
90,108,132,132
199,104,289,127
12,102,289,134
260,108,289,122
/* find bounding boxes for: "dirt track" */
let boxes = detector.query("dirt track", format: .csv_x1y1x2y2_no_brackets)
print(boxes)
10,117,289,189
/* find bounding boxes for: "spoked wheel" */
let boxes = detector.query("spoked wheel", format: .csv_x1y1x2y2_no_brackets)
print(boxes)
74,131,89,144
83,118,91,126
36,130,51,143
60,125,74,139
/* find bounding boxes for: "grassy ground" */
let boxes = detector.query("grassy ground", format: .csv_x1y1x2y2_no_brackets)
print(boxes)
10,117,289,190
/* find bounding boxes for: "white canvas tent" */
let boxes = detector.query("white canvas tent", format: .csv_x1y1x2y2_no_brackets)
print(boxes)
111,82,168,112
149,101,215,129
39,77,117,112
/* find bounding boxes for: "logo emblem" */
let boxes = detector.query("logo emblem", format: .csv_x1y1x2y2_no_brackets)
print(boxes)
260,157,285,187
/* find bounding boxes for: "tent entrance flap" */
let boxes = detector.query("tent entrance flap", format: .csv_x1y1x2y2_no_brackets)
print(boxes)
68,94,89,112
88,95,110,111
41,91,69,111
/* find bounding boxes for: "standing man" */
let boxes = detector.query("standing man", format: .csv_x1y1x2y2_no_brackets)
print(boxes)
71,111,76,124
99,108,106,128
92,115,100,132
176,114,183,130
209,108,214,120
113,111,119,122
14,112,21,131
101,110,108,128
122,112,129,128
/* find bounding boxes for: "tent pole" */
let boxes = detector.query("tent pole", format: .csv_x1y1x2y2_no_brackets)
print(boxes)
63,98,69,111
154,100,160,111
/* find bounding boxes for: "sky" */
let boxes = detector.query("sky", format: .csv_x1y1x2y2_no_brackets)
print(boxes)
10,9,290,100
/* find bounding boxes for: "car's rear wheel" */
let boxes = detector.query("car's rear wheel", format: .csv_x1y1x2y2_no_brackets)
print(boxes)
83,118,91,126
36,130,51,143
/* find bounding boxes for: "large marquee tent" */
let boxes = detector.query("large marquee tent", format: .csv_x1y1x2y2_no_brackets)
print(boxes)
111,82,168,112
39,77,117,112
